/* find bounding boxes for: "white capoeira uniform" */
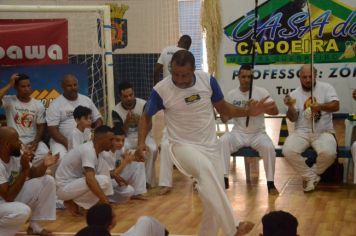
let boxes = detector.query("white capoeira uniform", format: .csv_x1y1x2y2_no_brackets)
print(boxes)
282,81,339,181
101,149,146,203
0,157,56,236
68,127,92,150
352,142,356,183
46,94,102,158
55,141,113,209
220,86,276,181
145,71,238,236
123,216,167,236
113,98,158,187
156,46,186,188
1,95,49,166
158,128,174,188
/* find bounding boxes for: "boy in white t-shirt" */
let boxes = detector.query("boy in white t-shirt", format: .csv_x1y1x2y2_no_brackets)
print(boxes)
101,126,147,203
68,105,93,150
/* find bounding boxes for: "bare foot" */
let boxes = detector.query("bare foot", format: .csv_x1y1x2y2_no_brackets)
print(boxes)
27,227,53,236
64,200,82,216
131,194,148,200
235,221,254,236
158,186,171,195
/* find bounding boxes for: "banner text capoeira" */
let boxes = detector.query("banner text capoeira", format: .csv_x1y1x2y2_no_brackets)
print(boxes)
218,0,356,113
0,19,68,65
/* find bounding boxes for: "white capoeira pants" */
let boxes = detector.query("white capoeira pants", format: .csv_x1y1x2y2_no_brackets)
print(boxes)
110,162,147,202
159,128,174,187
0,175,56,236
123,216,166,236
125,135,158,187
0,202,31,236
56,175,114,209
170,143,238,236
282,131,337,180
351,141,356,183
110,182,135,203
220,131,276,181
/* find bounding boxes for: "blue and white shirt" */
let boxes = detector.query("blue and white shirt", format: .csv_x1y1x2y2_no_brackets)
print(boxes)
145,70,223,150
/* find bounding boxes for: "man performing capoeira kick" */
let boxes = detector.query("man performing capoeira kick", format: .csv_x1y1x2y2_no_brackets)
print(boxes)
137,50,274,236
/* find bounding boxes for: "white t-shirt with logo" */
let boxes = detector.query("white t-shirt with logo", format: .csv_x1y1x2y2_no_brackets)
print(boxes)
0,156,21,202
1,95,45,144
55,141,110,187
46,94,101,139
145,71,224,151
226,86,272,134
157,45,185,78
290,81,339,133
67,127,92,150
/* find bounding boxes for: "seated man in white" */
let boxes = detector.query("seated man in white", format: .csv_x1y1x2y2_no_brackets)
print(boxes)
101,126,147,202
0,127,58,236
112,81,157,187
219,64,279,194
46,74,103,158
68,105,93,150
283,65,339,192
0,73,49,166
56,125,114,216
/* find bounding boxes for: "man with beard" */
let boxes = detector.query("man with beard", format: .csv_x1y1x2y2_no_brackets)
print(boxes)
283,64,339,192
112,82,157,188
46,74,103,159
0,73,49,166
0,127,58,236
55,125,114,216
137,50,274,236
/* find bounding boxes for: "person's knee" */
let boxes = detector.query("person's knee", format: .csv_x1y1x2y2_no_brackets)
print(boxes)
42,174,56,186
282,144,294,159
136,216,154,227
16,204,31,223
96,175,112,190
5,203,31,226
318,148,337,160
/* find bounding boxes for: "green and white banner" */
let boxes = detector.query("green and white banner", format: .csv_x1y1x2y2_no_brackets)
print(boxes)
218,0,355,113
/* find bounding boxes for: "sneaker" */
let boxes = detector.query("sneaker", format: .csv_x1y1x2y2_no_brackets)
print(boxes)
303,175,320,192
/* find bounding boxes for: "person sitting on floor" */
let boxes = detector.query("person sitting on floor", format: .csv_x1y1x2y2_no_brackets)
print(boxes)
55,125,114,216
261,210,298,236
76,203,169,236
0,127,58,236
101,126,147,202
